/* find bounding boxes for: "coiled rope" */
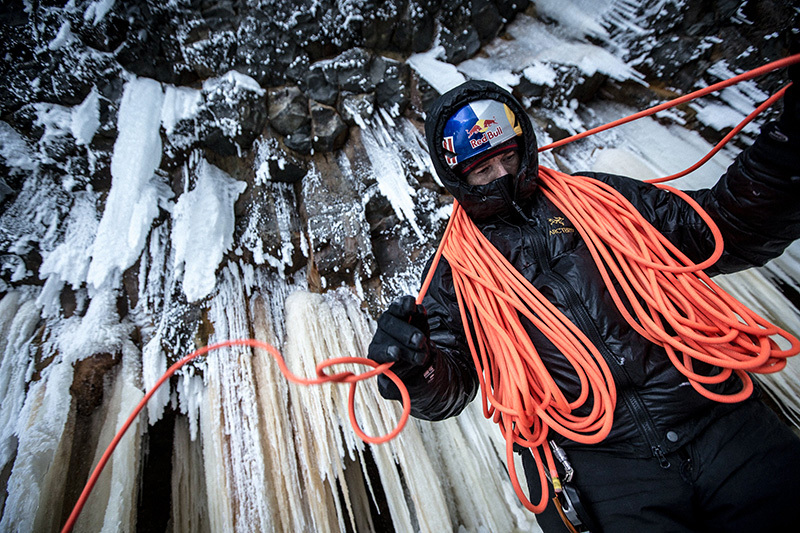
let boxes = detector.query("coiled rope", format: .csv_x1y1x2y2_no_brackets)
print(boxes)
416,54,799,512
62,54,799,531
432,165,800,512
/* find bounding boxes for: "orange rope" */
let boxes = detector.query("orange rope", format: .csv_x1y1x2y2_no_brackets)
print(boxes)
437,162,800,511
419,54,800,512
60,339,410,533
537,54,799,153
539,169,800,393
441,201,618,512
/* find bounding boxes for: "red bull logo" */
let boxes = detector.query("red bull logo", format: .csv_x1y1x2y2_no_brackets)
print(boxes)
469,126,504,149
466,118,499,138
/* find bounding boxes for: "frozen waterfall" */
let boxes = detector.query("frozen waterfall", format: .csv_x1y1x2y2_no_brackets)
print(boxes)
1,1,799,532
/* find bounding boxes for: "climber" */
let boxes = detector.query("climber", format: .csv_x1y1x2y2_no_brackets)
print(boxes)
368,59,800,532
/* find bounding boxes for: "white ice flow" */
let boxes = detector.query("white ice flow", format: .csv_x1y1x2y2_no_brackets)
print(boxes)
172,159,247,303
87,76,170,292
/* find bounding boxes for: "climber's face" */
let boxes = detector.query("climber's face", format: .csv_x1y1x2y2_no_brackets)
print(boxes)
464,150,521,186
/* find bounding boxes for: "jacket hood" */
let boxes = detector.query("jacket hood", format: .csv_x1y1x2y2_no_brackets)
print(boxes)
425,80,539,221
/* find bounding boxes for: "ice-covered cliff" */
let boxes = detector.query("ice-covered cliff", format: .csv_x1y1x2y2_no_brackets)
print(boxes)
0,0,798,531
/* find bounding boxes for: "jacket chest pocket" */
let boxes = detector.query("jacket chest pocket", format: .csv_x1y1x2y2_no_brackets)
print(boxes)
544,216,580,260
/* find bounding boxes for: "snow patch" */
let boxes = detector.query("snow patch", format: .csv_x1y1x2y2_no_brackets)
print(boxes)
537,43,642,82
37,191,99,317
534,0,612,40
71,86,101,146
171,159,247,302
56,287,129,364
161,85,202,135
407,46,466,94
84,0,116,25
591,147,660,181
48,20,75,50
203,70,266,97
0,122,36,171
522,62,558,87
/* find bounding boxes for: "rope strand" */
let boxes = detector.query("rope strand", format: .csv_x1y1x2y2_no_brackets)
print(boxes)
60,339,410,533
437,161,800,511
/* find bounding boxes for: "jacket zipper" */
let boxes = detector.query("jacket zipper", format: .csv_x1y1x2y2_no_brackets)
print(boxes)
514,201,671,468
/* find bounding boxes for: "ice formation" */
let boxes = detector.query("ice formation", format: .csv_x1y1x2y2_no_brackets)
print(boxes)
86,76,170,292
172,159,247,302
360,114,425,240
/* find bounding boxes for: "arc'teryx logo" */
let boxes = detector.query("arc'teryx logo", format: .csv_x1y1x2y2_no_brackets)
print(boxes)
548,216,575,236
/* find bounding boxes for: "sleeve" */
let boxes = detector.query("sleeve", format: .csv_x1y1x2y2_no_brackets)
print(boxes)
692,121,800,274
588,119,800,276
377,255,480,421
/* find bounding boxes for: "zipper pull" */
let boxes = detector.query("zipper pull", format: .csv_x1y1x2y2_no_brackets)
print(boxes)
498,183,534,224
652,446,671,469
508,197,532,223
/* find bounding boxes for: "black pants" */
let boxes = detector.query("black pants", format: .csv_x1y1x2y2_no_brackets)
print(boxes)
523,400,800,533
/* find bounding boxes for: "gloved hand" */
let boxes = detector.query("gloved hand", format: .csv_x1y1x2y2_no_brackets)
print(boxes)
368,295,432,378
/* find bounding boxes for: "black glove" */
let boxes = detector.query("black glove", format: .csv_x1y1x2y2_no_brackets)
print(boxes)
368,295,432,378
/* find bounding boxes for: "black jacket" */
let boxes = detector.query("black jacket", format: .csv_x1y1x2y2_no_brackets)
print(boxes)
389,80,800,459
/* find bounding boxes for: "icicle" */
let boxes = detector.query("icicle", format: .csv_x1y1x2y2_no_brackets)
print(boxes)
202,263,274,532
172,159,246,302
360,120,424,240
418,404,541,531
282,290,354,533
0,293,42,469
161,85,202,136
282,288,453,531
171,415,211,532
87,76,170,292
323,289,434,531
56,286,129,364
199,373,235,532
142,333,169,426
70,340,144,533
249,284,308,532
0,360,74,532
176,370,204,441
92,343,143,533
71,86,101,146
